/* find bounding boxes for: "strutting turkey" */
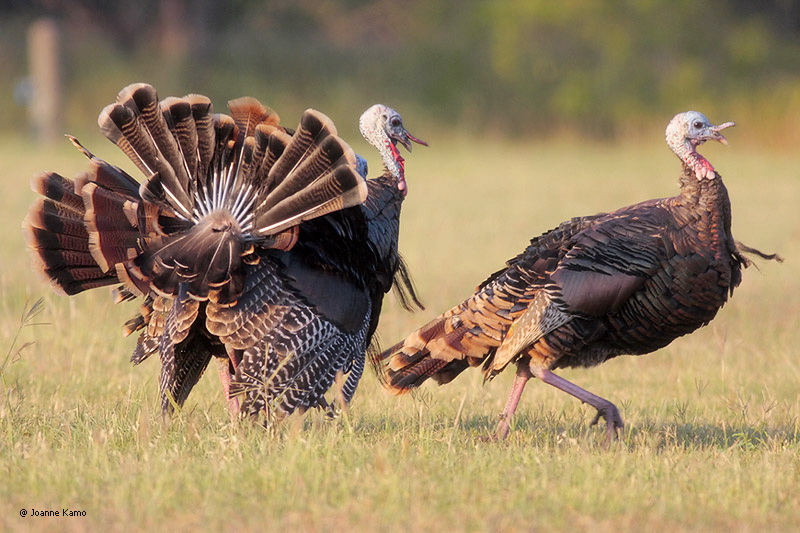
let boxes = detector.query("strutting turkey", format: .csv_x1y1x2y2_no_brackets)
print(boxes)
376,111,780,442
225,104,426,420
24,83,425,421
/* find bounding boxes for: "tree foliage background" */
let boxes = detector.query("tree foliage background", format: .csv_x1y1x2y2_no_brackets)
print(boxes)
1,0,800,144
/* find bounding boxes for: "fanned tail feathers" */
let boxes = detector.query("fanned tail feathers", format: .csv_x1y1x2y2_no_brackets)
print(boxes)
92,84,368,306
252,109,368,235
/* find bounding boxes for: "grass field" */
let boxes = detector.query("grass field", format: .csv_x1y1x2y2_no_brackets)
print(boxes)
0,134,798,532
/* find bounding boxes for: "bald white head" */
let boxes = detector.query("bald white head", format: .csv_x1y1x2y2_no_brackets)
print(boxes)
359,104,426,195
666,111,735,180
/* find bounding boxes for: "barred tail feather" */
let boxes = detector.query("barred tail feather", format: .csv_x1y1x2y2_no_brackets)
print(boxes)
98,83,194,219
24,172,118,295
82,182,140,272
30,171,84,210
228,96,280,139
376,340,451,393
252,110,367,236
265,108,338,186
160,97,201,183
254,165,367,236
375,307,490,393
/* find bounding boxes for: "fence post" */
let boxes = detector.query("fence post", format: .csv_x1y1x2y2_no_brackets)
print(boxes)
28,18,62,144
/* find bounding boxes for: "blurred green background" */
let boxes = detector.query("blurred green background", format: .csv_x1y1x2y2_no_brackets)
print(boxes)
2,0,800,146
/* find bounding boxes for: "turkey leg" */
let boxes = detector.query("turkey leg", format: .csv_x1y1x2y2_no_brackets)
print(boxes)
533,367,623,443
216,346,241,419
494,364,533,440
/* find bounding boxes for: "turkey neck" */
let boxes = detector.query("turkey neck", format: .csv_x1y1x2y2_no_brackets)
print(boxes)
376,137,407,196
671,163,735,260
377,166,405,192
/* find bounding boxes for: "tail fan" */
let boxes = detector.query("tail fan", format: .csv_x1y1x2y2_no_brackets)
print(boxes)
93,84,368,306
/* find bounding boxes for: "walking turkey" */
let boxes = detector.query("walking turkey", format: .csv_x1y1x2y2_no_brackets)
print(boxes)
24,83,425,421
376,111,779,442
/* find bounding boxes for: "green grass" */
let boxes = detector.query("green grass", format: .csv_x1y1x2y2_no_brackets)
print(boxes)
1,135,798,532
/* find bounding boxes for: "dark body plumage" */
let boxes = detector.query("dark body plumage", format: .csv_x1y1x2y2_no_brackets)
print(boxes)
386,172,742,383
24,84,423,420
377,111,778,440
226,167,421,418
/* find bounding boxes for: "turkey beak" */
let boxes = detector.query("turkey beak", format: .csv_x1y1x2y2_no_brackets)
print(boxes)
709,121,735,145
397,130,428,152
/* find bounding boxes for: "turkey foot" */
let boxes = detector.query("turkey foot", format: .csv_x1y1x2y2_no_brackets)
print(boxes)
589,401,624,445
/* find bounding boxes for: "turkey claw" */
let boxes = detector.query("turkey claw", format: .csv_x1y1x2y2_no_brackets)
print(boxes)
590,403,624,445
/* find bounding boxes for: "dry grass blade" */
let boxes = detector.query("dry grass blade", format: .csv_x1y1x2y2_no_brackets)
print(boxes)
1,298,47,384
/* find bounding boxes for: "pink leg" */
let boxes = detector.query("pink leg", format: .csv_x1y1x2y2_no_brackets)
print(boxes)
494,364,533,440
226,345,242,372
533,367,623,443
216,357,240,420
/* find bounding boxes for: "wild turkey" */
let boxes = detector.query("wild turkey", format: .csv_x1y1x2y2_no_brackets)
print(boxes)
376,111,780,442
24,83,425,420
224,103,426,419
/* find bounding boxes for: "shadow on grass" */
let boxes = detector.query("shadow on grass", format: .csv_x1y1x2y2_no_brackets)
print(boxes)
427,411,800,451
629,419,800,450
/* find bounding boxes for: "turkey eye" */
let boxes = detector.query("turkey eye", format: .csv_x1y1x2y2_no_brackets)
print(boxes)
693,121,703,129
390,117,401,127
